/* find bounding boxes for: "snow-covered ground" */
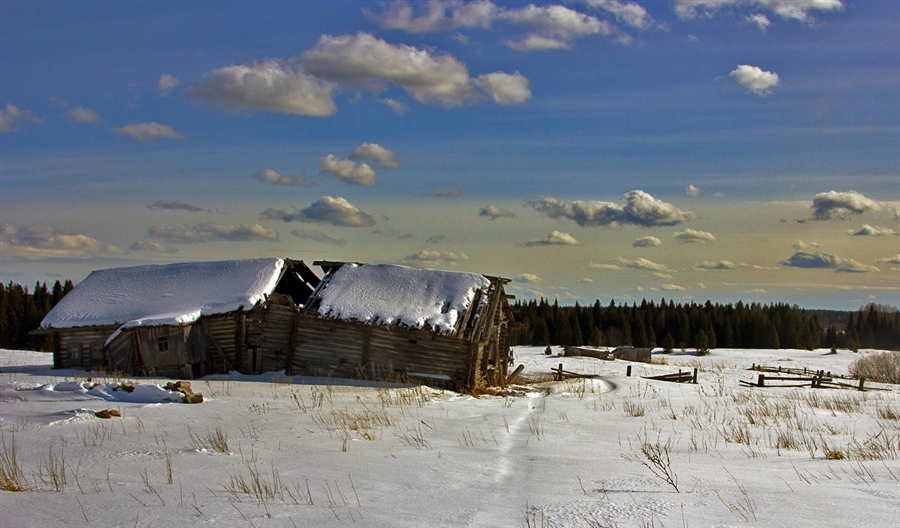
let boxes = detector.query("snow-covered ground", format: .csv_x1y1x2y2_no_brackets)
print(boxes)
1,347,898,527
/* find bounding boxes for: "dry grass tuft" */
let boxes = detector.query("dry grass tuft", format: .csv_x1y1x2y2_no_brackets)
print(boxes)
0,433,31,492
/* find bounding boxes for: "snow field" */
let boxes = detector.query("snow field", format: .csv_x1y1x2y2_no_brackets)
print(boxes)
1,348,898,527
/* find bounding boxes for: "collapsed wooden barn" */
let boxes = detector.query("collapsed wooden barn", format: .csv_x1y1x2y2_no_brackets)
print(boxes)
38,259,514,389
38,258,319,378
289,261,515,390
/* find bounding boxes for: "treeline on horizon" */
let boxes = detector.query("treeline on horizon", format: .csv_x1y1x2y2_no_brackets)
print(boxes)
1,280,74,351
510,298,900,352
0,280,897,353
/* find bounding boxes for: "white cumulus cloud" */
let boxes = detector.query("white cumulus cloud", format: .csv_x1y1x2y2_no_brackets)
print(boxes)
781,250,879,273
158,74,180,95
812,190,880,219
473,71,531,105
264,196,376,227
302,33,479,107
349,142,400,169
187,59,336,116
480,205,516,220
674,229,716,243
684,184,700,197
633,236,662,248
318,155,377,186
730,65,780,96
525,230,580,246
529,190,693,227
514,273,544,283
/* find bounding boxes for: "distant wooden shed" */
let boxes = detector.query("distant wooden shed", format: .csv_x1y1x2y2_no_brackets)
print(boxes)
37,258,319,378
287,262,514,390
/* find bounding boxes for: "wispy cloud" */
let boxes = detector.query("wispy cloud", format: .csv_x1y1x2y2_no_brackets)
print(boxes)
588,262,622,271
674,0,844,24
661,283,686,291
148,223,277,243
290,228,347,246
673,228,716,243
112,122,185,141
529,190,693,227
129,240,178,253
614,257,667,271
0,103,43,133
64,107,100,124
684,184,700,197
403,250,470,264
430,187,461,198
848,224,897,236
730,65,779,96
379,98,409,114
781,250,879,273
746,13,771,31
1,223,121,257
373,1,626,50
878,254,900,265
693,260,736,270
147,200,208,212
525,230,580,246
514,273,543,283
253,168,315,187
585,0,657,31
812,190,880,219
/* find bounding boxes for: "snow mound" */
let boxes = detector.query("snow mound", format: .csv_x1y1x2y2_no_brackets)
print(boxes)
317,263,490,333
40,258,285,330
4,381,189,404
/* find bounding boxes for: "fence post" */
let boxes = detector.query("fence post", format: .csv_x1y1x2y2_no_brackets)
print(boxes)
757,374,765,387
692,368,698,384
858,378,866,391
626,365,632,377
557,363,563,381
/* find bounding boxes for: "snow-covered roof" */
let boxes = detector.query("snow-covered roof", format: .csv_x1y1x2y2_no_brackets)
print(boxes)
41,258,286,331
315,263,491,334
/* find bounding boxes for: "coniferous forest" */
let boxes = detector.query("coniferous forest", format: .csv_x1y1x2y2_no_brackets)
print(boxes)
0,280,73,351
0,279,897,352
510,298,900,352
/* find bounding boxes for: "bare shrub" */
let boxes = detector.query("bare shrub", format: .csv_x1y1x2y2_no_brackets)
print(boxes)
849,351,900,384
623,432,680,492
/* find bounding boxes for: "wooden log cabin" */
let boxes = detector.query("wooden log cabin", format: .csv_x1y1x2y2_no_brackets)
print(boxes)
37,259,515,390
37,258,319,378
290,261,515,390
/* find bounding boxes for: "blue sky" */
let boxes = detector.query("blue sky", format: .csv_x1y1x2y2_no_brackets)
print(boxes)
2,0,898,310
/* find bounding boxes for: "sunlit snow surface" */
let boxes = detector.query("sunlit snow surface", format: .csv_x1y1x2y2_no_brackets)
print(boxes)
39,258,284,330
317,263,490,333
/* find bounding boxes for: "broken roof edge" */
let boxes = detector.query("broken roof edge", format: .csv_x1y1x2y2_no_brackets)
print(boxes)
308,262,507,335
